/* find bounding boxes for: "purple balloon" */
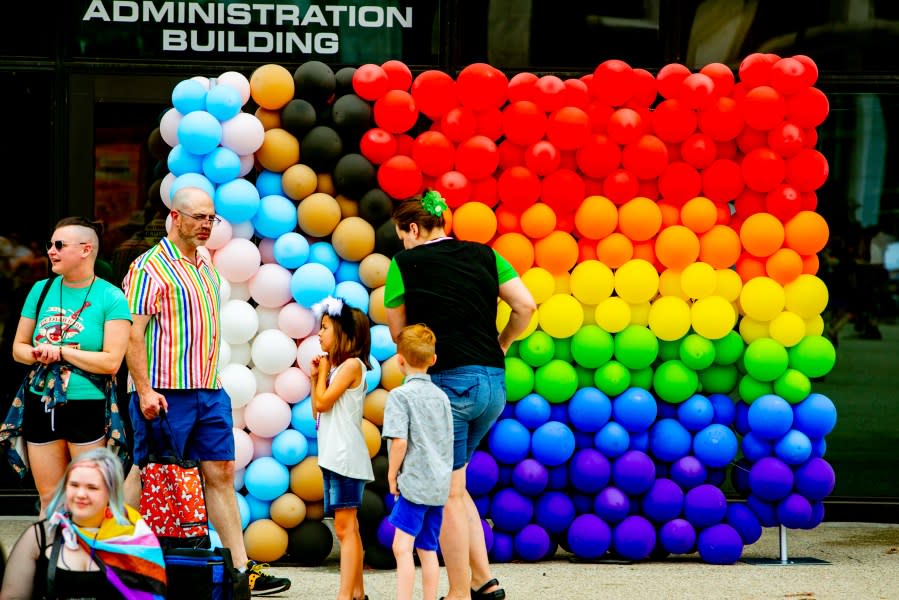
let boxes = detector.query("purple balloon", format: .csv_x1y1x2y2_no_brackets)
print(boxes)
794,457,835,501
481,519,494,552
697,523,743,564
747,494,778,527
613,515,656,561
726,502,762,545
490,489,533,533
473,494,490,519
489,531,514,563
612,450,657,495
709,393,736,426
793,393,837,438
749,457,794,501
535,492,576,534
467,450,499,496
546,464,569,490
572,493,595,515
514,524,551,561
512,458,549,496
684,484,727,528
594,486,631,524
805,501,825,529
569,448,611,493
670,455,707,489
649,419,692,462
748,394,794,440
658,518,696,554
777,493,813,529
497,465,513,487
567,514,611,559
376,516,395,549
642,478,685,524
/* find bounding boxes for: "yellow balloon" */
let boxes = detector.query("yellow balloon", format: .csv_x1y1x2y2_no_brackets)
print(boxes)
614,259,660,304
569,260,614,305
582,304,597,325
739,277,785,321
769,311,806,347
595,297,631,333
658,269,687,300
363,388,388,426
648,296,691,341
521,267,556,304
784,274,829,319
739,316,770,344
714,268,743,302
629,301,651,326
681,262,717,299
804,314,824,337
497,300,539,339
538,294,584,338
554,272,571,295
691,296,736,340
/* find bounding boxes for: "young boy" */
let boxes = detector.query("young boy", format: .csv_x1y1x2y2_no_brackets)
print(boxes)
381,324,454,600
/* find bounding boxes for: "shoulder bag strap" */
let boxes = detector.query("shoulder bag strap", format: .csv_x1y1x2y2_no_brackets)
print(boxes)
34,276,59,317
46,526,62,600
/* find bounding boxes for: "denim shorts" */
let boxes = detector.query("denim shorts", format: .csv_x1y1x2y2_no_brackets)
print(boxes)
430,365,506,470
388,495,444,551
321,467,366,516
131,388,234,465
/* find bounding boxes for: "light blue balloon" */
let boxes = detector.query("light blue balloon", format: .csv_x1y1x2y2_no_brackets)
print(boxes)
792,393,837,438
205,83,242,121
290,397,317,438
305,437,319,456
290,263,336,307
748,394,793,440
594,422,630,458
273,232,310,269
202,147,241,184
209,530,224,548
167,144,204,176
370,324,397,362
253,194,298,239
741,431,773,462
171,79,207,114
242,493,271,523
272,429,309,466
612,388,658,433
215,178,260,223
235,494,251,530
365,355,380,394
335,260,360,283
335,280,369,312
692,423,738,468
531,421,576,467
244,456,290,501
170,172,215,200
677,394,715,432
774,429,812,465
177,110,223,155
255,170,284,197
308,241,340,272
649,418,692,462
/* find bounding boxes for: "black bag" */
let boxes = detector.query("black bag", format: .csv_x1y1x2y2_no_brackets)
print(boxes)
164,547,237,600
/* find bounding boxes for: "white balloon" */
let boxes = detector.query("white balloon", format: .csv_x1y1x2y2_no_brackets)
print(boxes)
278,303,317,339
296,335,324,376
229,342,251,366
233,427,254,470
238,154,255,177
244,393,292,438
160,172,176,207
252,366,276,394
219,339,232,365
229,281,251,302
190,75,212,90
220,363,256,408
232,405,246,429
255,305,281,331
159,108,182,148
221,299,258,344
248,263,293,308
231,220,256,239
252,329,299,375
221,113,265,155
274,367,311,404
249,432,273,458
213,238,261,283
205,218,233,250
218,278,232,303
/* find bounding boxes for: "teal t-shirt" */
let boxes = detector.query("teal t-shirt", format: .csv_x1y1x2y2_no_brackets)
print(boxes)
22,277,132,399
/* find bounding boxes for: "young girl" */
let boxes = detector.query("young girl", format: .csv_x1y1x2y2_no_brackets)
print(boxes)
311,296,374,600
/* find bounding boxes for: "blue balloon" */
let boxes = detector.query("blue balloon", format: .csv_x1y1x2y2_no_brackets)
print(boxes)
613,515,656,560
335,260,360,283
271,429,309,466
777,493,813,529
497,465,513,487
511,459,549,496
171,79,207,114
235,494,251,530
574,430,595,450
473,495,490,519
466,450,499,496
205,83,242,121
649,418,692,462
748,456,794,501
305,436,318,456
488,419,531,465
683,484,727,528
568,448,610,494
746,494,778,527
291,263,336,307
500,403,515,420
692,423,738,468
177,110,222,155
489,531,514,563
642,478,684,524
629,430,650,452
308,241,340,272
734,401,751,436
567,387,612,433
253,194,297,239
531,421,575,467
273,232,310,269
376,515,396,549
697,524,743,564
677,394,715,431
171,172,215,201
548,402,568,424
658,518,696,554
730,458,752,496
774,429,812,465
514,524,551,562
567,514,611,559
594,486,630,524
202,147,241,183
747,394,793,440
594,422,630,458
726,502,762,545
669,455,707,490
167,144,204,176
364,355,380,394
490,488,533,532
369,324,397,362
546,464,568,490
535,491,575,534
335,280,369,312
290,397,316,437
709,393,736,425
215,178,260,223
514,393,551,430
243,493,272,523
611,450,656,495
741,431,773,462
244,457,290,501
657,401,678,419
255,170,284,198
612,387,658,433
793,393,837,438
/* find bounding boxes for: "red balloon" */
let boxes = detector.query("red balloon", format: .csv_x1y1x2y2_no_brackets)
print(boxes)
803,127,819,148
767,121,805,157
736,127,768,154
791,55,819,87
546,107,591,150
541,169,585,214
786,149,828,192
360,128,398,165
471,176,498,207
584,177,604,197
637,178,660,201
702,159,744,203
559,150,578,171
495,204,522,234
394,133,414,157
411,131,455,177
659,161,701,205
508,72,539,103
440,107,478,142
680,73,716,110
699,97,744,141
651,99,697,143
740,86,786,130
411,70,458,119
373,90,419,134
381,60,413,92
801,191,818,211
786,87,829,128
433,170,472,208
765,184,803,222
629,68,658,107
555,210,576,233
498,140,526,169
680,133,717,169
665,141,682,163
562,78,590,109
377,155,422,200
457,63,508,110
656,63,691,99
501,101,547,146
607,108,647,145
524,140,561,176
586,101,614,134
742,147,786,192
534,75,567,113
738,53,777,87
497,166,540,211
590,59,636,106
455,135,499,181
476,108,504,141
622,135,669,179
716,139,737,160
578,237,598,262
769,58,808,95
352,63,390,101
603,168,640,205
699,63,735,98
733,189,766,217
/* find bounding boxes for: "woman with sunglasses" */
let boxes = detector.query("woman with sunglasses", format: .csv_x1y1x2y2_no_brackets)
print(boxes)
1,217,132,516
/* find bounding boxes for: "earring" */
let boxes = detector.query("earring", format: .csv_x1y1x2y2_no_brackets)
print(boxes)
104,507,113,519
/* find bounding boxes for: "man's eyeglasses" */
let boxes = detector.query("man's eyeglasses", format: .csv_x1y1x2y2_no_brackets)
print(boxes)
174,211,222,226
46,240,88,252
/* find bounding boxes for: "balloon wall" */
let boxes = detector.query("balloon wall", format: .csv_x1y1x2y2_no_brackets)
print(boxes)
150,52,836,566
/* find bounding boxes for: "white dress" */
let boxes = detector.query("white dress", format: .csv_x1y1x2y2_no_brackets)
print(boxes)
316,358,375,482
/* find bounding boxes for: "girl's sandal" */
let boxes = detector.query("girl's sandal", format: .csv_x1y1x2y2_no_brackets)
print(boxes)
472,578,506,600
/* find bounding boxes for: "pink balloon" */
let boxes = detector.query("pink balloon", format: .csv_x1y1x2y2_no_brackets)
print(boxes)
217,71,251,105
221,112,265,155
232,406,245,429
296,335,323,376
274,367,311,404
205,218,233,250
251,367,276,394
233,427,254,470
159,108,182,147
244,393,292,438
238,154,255,177
248,263,292,308
249,432,273,458
258,238,277,264
213,238,261,283
160,173,176,208
278,303,317,339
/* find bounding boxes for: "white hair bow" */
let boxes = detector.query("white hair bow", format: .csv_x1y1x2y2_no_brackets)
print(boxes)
312,296,344,319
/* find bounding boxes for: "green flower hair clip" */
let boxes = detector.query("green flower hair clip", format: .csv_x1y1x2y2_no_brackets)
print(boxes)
421,190,448,217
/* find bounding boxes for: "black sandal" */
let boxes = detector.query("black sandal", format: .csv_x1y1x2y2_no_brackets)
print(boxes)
472,579,506,600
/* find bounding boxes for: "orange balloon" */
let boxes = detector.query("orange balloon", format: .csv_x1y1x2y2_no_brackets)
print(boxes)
655,225,700,270
493,232,535,274
256,129,300,173
444,206,454,235
618,197,662,242
699,224,741,269
680,196,717,233
250,64,295,110
534,230,579,274
657,199,681,228
596,232,634,268
765,247,803,285
632,240,657,266
784,210,829,255
520,203,557,239
801,253,819,275
735,252,767,282
740,212,784,257
254,107,282,130
453,201,497,243
574,195,618,240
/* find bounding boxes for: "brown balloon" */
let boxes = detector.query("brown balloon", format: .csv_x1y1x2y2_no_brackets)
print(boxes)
282,164,318,201
256,128,300,173
359,253,391,289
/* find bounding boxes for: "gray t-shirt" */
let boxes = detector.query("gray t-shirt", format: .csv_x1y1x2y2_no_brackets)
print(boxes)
382,373,454,506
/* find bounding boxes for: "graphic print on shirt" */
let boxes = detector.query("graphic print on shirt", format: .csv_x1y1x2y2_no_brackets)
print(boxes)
35,302,89,347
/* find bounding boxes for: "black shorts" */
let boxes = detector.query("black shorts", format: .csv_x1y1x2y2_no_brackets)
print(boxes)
22,390,106,444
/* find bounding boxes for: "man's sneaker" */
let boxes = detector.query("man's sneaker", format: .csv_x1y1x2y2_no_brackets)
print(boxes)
246,561,291,596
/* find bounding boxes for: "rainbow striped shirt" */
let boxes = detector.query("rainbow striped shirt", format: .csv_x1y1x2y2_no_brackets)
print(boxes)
123,237,221,390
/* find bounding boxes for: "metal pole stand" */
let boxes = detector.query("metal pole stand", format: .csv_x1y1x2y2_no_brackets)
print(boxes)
742,525,830,566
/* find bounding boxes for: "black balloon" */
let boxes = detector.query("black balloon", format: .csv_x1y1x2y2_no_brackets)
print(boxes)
300,126,343,172
293,60,336,107
333,153,375,200
359,488,387,531
335,66,357,97
375,217,404,257
332,94,373,135
364,543,397,570
147,127,170,162
360,189,394,228
369,455,389,497
286,520,333,566
281,99,317,137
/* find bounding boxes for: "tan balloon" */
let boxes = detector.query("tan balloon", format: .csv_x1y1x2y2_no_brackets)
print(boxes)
379,354,403,391
243,519,289,562
254,107,282,131
282,164,318,201
290,456,324,501
363,388,388,426
361,418,382,458
359,254,391,289
270,493,307,529
369,287,387,324
332,217,375,262
317,173,336,195
336,195,360,219
297,193,341,237
304,501,325,521
256,128,300,173
250,64,295,110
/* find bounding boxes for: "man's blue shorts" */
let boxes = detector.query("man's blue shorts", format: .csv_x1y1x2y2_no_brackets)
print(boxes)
131,388,234,465
321,467,366,516
388,495,444,551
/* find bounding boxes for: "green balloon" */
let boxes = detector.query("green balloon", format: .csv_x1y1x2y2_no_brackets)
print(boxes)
698,364,739,394
519,330,556,368
629,366,654,391
712,330,745,366
554,336,573,363
593,360,631,397
506,340,520,358
658,338,683,362
534,359,579,403
737,374,773,403
788,335,836,378
652,359,698,403
575,364,595,389
571,325,614,369
679,334,716,370
774,368,812,404
743,338,789,382
613,325,659,370
505,357,535,402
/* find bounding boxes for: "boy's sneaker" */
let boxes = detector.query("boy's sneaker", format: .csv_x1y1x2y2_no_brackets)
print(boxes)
246,561,291,596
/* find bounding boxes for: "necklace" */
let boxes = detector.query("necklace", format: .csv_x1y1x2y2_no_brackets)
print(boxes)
56,276,96,346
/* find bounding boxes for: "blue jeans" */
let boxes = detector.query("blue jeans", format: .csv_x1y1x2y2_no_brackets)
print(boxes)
431,366,506,469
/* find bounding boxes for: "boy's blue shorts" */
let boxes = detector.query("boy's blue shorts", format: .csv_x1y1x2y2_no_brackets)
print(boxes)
388,495,444,551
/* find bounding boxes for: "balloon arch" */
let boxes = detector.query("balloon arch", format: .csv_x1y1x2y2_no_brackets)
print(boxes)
152,54,836,566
